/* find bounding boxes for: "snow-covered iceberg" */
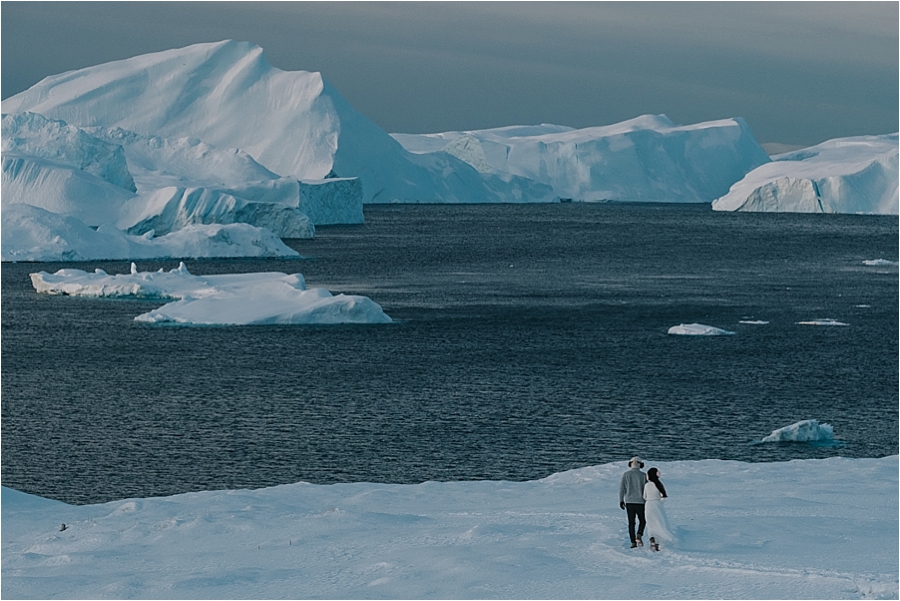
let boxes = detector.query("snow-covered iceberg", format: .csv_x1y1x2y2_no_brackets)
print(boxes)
393,114,771,202
2,40,556,205
3,204,298,262
30,263,392,326
667,323,735,336
712,134,899,214
761,419,836,443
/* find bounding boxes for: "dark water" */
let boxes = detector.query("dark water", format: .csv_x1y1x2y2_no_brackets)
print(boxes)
2,203,897,505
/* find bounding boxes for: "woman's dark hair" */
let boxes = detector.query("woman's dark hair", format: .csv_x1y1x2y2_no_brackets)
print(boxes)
647,467,667,498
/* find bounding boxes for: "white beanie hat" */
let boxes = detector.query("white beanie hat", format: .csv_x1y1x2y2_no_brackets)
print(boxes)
629,456,644,468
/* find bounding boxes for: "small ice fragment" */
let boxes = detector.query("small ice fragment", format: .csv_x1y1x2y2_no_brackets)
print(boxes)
739,320,769,325
862,259,897,266
667,323,735,336
796,319,848,326
761,419,834,443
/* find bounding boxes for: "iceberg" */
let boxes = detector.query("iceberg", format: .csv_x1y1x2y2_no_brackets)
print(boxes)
88,125,363,226
2,204,299,262
712,134,899,214
1,112,321,261
2,457,896,599
2,40,556,205
760,419,836,443
30,263,392,326
392,114,771,202
667,323,735,336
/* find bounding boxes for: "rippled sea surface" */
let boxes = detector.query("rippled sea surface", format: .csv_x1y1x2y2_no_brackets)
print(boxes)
2,204,897,504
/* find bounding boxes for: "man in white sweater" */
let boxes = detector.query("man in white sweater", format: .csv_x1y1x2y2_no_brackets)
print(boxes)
619,456,646,548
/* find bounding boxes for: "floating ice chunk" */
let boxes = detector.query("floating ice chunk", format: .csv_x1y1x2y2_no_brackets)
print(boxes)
667,323,735,336
761,419,835,443
796,319,848,326
30,264,392,326
739,320,769,325
863,259,898,266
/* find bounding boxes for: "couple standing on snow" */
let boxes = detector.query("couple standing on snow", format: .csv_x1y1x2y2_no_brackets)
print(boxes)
618,456,676,550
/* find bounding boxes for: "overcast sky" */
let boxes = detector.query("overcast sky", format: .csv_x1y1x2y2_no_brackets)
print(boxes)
2,2,897,146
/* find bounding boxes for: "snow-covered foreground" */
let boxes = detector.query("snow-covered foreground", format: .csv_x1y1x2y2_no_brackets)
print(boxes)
2,457,896,600
30,263,392,326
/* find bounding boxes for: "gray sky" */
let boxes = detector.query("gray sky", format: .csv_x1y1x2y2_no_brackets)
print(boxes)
2,2,897,146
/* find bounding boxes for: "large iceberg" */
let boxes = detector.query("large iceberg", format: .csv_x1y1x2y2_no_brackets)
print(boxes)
30,263,392,326
2,40,556,205
392,115,771,202
712,134,899,214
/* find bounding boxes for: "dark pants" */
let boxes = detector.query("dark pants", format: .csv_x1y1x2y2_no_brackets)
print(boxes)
626,503,646,543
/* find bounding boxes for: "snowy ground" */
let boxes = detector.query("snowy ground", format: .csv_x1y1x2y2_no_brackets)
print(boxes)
3,456,897,599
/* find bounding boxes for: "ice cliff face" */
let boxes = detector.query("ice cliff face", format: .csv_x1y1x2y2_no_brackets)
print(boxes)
392,115,771,202
2,40,554,205
712,134,899,215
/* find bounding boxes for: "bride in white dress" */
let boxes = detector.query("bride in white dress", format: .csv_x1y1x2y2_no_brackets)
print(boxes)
643,467,676,549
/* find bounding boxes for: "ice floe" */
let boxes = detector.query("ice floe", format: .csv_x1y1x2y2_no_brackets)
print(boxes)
796,319,849,326
30,263,392,326
863,259,898,266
